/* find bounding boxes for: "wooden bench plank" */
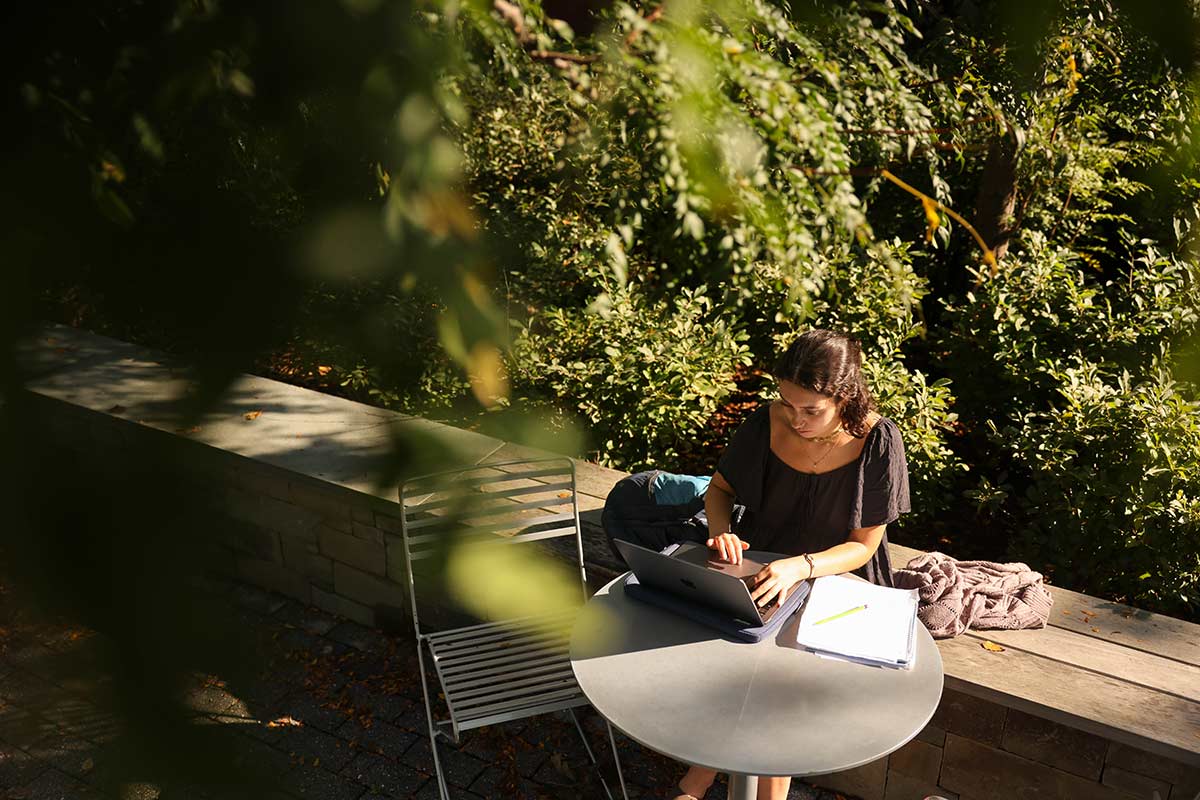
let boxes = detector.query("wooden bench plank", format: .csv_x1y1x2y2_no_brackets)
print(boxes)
936,634,1200,765
959,625,1200,704
887,543,1200,666
1047,584,1200,667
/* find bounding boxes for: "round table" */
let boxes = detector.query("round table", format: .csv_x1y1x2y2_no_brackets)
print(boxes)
570,559,943,800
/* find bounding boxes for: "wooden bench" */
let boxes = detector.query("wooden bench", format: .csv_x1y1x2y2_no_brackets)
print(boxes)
23,324,1200,800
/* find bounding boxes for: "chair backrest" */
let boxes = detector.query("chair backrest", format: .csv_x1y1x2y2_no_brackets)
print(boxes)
397,456,588,636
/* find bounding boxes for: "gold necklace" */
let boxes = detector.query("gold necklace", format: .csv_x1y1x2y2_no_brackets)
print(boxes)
807,429,845,469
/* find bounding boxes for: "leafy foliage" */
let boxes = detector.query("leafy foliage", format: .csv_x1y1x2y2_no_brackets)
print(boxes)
13,0,1200,621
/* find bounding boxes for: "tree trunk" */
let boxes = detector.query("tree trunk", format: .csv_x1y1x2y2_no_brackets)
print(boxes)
973,128,1020,262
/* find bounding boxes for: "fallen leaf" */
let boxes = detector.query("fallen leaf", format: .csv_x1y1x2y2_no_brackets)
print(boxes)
243,410,262,421
317,365,332,376
556,491,571,498
107,404,127,414
81,758,94,773
267,716,303,728
1091,627,1100,633
981,640,1005,652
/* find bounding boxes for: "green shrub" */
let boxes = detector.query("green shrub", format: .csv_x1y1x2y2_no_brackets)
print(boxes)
999,364,1200,616
942,233,1200,613
511,280,752,469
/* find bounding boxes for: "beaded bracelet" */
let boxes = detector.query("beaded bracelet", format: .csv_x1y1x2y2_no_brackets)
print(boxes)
802,553,816,579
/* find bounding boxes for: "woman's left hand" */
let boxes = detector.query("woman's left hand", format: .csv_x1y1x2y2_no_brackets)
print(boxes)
749,557,809,607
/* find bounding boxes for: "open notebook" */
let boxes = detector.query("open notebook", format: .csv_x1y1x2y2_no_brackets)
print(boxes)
793,574,919,669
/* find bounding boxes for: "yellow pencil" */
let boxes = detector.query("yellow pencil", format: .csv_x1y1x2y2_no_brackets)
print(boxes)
813,603,868,625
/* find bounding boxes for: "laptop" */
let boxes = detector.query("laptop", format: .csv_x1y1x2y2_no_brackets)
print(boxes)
613,539,809,627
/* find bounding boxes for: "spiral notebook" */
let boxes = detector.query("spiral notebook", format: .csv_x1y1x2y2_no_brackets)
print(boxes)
793,574,919,669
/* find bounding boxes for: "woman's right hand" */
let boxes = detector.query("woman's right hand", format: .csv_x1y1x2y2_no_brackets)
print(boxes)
706,531,749,564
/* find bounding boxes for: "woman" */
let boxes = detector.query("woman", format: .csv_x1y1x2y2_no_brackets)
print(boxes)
673,329,910,800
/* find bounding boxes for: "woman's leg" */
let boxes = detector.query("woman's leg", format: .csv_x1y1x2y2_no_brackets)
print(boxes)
675,764,717,798
756,775,791,800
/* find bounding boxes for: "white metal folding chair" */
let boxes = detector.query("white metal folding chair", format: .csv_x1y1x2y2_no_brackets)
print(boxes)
398,456,629,800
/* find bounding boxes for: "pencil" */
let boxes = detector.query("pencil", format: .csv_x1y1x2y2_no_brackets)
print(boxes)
813,603,868,625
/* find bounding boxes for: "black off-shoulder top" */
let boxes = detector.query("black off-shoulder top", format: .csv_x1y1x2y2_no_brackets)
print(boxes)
715,404,911,586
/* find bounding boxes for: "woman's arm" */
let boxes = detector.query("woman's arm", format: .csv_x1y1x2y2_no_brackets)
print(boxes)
705,471,749,563
748,524,887,606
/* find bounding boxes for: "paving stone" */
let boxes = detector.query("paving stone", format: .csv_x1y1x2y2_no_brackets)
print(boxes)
341,751,427,798
266,691,355,736
9,766,101,800
282,760,368,800
24,733,101,782
0,666,66,706
57,704,123,745
0,741,50,788
254,722,359,772
184,684,248,719
401,737,488,788
326,621,389,654
336,718,418,761
0,703,61,750
273,602,341,636
2,639,61,674
412,779,486,800
224,673,294,715
391,702,431,734
339,682,411,726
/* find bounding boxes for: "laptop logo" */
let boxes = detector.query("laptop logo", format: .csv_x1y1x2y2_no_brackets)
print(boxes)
680,578,697,590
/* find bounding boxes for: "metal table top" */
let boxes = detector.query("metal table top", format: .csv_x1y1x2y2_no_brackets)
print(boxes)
570,559,943,785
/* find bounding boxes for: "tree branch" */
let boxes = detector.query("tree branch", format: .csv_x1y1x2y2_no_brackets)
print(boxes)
530,50,601,64
625,5,663,47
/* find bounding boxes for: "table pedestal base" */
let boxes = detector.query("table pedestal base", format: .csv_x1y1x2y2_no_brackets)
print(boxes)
729,773,758,800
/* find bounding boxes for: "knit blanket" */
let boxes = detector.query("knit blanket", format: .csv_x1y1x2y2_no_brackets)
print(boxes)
892,552,1054,639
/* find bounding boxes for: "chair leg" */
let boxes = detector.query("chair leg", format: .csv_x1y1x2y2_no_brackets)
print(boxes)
567,708,629,800
417,643,452,800
604,718,630,800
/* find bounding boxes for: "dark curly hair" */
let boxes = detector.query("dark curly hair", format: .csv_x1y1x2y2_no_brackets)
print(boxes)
771,330,875,438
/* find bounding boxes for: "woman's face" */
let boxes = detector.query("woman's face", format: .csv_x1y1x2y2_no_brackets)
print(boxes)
777,380,842,439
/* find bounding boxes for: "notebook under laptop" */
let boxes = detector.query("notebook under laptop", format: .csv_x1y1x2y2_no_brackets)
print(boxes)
614,539,808,627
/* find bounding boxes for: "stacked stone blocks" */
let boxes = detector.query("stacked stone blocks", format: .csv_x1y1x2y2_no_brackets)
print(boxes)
812,688,1200,800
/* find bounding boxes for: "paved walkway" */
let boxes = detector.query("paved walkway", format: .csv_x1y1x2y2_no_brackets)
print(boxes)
0,576,850,800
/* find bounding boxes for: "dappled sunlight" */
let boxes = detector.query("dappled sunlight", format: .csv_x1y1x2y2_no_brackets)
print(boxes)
445,538,582,625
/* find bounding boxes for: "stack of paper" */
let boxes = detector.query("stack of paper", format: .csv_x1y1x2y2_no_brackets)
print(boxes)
793,574,919,669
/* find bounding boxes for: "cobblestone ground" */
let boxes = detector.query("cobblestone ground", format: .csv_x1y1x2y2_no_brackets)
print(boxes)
0,576,852,800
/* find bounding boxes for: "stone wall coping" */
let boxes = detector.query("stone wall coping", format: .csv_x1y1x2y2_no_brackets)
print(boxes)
19,323,1200,767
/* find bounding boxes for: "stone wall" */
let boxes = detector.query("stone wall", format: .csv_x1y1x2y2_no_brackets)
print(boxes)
812,688,1200,800
33,391,412,630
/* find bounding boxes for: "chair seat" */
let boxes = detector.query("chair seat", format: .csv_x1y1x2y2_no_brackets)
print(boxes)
425,609,589,737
